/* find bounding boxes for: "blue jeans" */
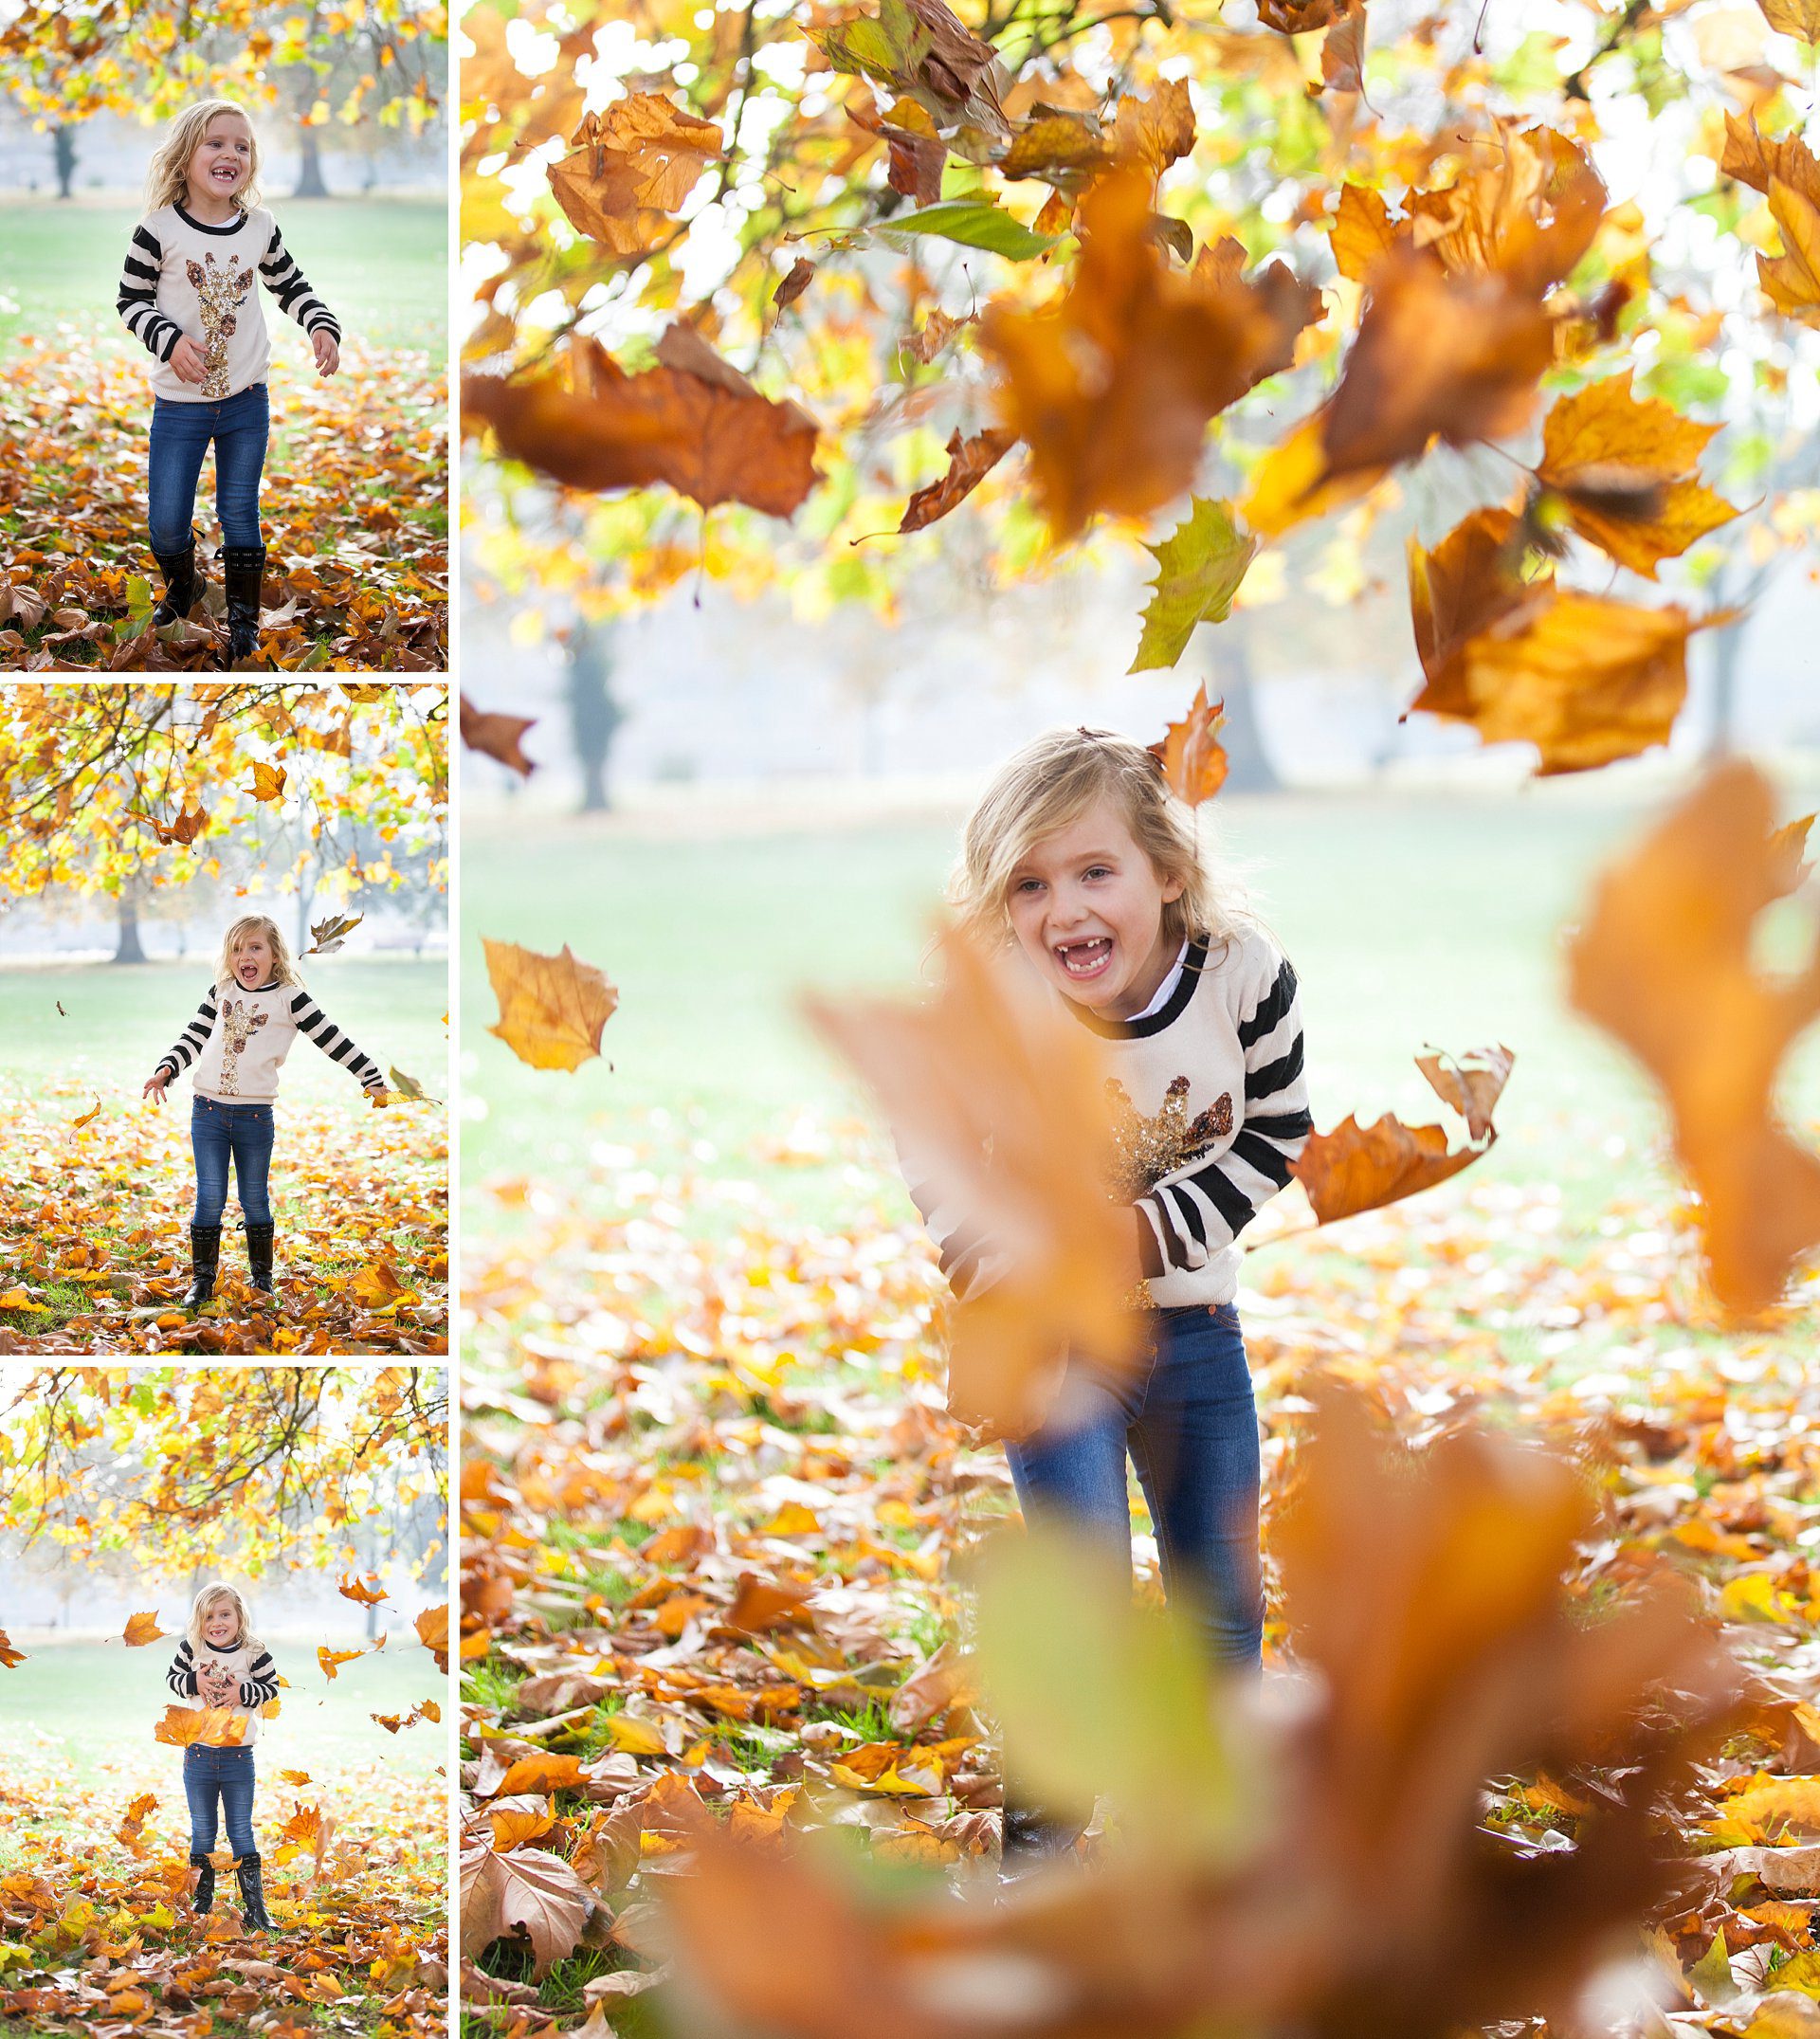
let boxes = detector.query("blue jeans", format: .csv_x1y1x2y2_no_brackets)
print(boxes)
191,1095,275,1229
183,1741,256,1859
148,381,268,553
1005,1302,1264,1669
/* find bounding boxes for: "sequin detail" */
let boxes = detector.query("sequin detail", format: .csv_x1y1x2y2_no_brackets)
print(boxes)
1105,1075,1233,1200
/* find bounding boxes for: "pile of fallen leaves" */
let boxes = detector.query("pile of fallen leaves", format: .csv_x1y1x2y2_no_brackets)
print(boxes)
458,1118,1820,2036
0,1739,447,2039
0,1078,447,1355
0,332,446,672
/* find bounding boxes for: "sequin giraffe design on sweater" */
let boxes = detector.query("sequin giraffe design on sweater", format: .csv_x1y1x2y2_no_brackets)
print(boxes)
185,253,256,398
216,997,269,1095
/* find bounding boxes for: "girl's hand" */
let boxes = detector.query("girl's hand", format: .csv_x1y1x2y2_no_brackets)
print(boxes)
369,1086,391,1110
313,330,340,378
143,1074,169,1105
169,336,208,385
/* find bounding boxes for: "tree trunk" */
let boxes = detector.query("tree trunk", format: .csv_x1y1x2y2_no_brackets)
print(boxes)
53,127,76,200
295,124,329,200
567,623,625,814
113,892,147,964
1209,619,1281,793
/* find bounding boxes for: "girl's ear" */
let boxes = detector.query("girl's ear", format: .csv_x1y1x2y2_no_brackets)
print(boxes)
1161,869,1186,904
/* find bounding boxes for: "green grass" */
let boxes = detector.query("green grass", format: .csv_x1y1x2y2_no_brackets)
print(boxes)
0,955,447,1104
459,771,1820,1236
0,193,447,355
9,1637,446,1787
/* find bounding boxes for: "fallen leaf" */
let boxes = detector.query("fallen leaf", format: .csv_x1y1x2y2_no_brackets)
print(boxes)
484,938,619,1072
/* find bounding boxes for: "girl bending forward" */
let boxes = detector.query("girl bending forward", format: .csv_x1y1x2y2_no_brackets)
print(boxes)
117,99,341,665
143,914,391,1304
911,725,1314,1869
166,1584,281,1931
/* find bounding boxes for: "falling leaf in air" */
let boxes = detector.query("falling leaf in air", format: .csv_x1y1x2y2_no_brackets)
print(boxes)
1129,498,1257,673
248,763,286,803
154,1704,246,1748
979,163,1322,538
546,95,724,258
1533,372,1739,577
121,1611,167,1647
72,1099,100,1131
306,912,364,956
416,1605,450,1672
0,1631,27,1668
898,428,1017,535
1148,685,1228,807
318,1645,366,1681
484,938,619,1072
464,323,821,519
460,695,537,776
805,928,1139,1441
1566,760,1820,1315
337,1573,388,1608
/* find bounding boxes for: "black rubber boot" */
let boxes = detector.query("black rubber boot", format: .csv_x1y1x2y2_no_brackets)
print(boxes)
246,1222,276,1296
190,1854,214,1915
235,1851,274,1933
184,1225,222,1308
998,1796,1083,1881
152,533,200,627
222,544,266,664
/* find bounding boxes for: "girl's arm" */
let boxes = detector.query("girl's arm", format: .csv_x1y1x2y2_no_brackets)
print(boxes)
1134,947,1314,1277
897,1129,1016,1303
154,984,220,1083
257,222,341,349
167,1639,201,1698
235,1647,280,1708
117,223,182,365
287,990,387,1094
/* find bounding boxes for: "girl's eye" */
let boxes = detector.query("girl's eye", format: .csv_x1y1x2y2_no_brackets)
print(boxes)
1083,865,1112,881
1013,878,1043,895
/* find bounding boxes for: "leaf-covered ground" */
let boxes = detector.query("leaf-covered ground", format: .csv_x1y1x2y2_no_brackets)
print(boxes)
0,1076,447,1356
458,1113,1820,2034
0,333,446,672
0,1738,447,2038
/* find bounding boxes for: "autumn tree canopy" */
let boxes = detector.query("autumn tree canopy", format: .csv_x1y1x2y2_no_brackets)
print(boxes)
0,683,448,920
461,0,1817,765
0,1365,447,1576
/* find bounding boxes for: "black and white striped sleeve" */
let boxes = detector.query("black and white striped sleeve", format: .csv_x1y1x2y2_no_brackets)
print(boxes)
259,222,340,342
155,985,220,1081
290,991,385,1090
897,1130,1013,1304
118,223,182,363
1134,951,1314,1278
167,1640,200,1698
236,1648,280,1707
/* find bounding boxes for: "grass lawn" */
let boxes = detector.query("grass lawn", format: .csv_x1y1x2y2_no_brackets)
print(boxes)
0,194,447,355
7,1637,446,1788
459,769,1820,1236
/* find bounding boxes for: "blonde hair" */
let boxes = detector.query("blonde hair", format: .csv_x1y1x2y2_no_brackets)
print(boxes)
214,914,304,994
186,1583,262,1658
951,724,1260,958
145,100,263,216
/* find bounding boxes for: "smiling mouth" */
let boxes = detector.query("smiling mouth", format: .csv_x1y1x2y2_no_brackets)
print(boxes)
1054,936,1113,980
211,167,240,184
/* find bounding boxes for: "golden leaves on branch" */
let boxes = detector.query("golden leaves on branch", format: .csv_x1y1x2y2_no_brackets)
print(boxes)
1535,372,1738,577
1292,1044,1513,1223
805,930,1139,1442
464,323,821,519
979,164,1322,538
483,938,619,1073
546,95,724,257
1567,761,1820,1316
1717,114,1820,320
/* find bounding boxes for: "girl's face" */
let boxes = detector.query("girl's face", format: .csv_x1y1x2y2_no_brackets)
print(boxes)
1006,796,1185,1021
231,931,273,989
188,115,253,208
202,1599,242,1648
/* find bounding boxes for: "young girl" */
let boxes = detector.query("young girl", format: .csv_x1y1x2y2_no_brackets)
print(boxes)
916,724,1313,1869
165,1583,281,1931
142,915,391,1304
116,100,341,666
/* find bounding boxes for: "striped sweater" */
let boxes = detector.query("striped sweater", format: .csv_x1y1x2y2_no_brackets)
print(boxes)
117,203,340,404
155,977,386,1103
905,924,1315,1310
166,1636,281,1743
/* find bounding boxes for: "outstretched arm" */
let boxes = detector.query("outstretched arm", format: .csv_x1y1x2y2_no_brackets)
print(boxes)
287,990,387,1095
